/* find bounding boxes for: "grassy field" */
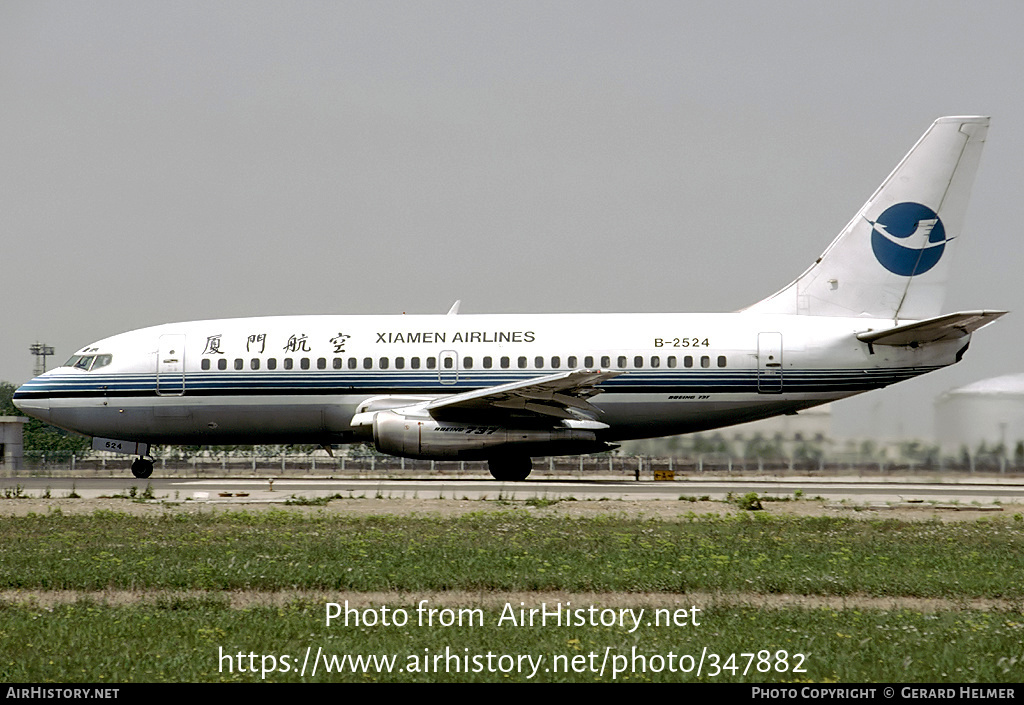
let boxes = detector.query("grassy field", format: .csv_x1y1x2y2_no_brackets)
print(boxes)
1,503,1023,682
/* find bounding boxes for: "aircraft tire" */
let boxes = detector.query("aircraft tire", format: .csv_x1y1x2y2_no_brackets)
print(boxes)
488,456,532,481
131,457,154,479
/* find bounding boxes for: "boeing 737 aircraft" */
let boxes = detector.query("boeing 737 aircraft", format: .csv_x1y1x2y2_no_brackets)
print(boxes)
14,116,1006,480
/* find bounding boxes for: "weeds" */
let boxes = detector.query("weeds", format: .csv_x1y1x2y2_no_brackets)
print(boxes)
524,496,571,508
2,485,25,499
736,492,763,511
284,495,330,506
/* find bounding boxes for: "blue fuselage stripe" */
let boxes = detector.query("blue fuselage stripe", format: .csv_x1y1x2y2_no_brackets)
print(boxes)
13,366,942,400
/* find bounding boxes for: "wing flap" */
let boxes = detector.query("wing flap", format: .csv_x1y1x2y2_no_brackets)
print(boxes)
857,310,1007,347
424,369,622,421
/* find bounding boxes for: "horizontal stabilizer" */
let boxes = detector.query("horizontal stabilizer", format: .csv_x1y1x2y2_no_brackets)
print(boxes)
856,310,1007,347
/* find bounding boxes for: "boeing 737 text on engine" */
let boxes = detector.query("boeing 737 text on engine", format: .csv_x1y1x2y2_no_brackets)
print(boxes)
14,116,1006,480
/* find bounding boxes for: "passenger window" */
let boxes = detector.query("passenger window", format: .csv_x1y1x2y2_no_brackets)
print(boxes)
601,356,611,367
218,358,227,371
483,356,492,369
617,356,627,368
651,356,660,368
395,357,405,369
667,356,676,368
333,358,343,369
567,356,577,368
251,358,260,370
701,355,710,368
268,358,278,370
501,357,510,369
201,359,211,371
634,356,643,368
363,358,373,370
317,358,327,370
411,357,421,369
379,357,389,370
518,356,527,369
427,357,437,369
284,358,294,370
717,355,727,368
584,356,594,367
443,357,454,369
348,358,357,370
234,358,244,370
301,358,311,370
535,356,544,368
684,356,693,368
551,356,560,368
463,357,473,369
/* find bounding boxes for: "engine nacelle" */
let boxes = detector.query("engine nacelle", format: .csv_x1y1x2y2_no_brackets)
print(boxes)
371,410,600,460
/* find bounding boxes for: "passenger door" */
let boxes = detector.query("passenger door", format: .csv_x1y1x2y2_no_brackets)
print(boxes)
156,334,186,396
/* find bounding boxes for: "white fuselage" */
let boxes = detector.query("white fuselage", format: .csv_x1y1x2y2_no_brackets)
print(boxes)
13,311,960,448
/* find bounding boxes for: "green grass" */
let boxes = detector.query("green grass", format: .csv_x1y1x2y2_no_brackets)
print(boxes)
2,509,1024,682
1,601,1021,682
1,510,1022,598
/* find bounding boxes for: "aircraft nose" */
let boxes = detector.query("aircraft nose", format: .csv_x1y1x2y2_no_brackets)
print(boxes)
12,384,50,423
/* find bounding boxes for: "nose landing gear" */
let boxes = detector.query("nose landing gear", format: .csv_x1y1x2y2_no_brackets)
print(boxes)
131,456,154,479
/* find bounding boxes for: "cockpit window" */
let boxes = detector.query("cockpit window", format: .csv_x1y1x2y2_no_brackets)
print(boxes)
62,354,112,371
73,356,95,370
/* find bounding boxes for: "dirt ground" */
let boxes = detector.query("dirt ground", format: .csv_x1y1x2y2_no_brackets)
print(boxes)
0,494,1017,521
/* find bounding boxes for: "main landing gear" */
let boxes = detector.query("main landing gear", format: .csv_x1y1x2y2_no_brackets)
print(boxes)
131,456,154,479
487,456,532,482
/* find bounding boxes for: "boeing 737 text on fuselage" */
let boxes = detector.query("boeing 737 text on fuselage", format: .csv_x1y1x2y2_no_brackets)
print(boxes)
14,117,1006,480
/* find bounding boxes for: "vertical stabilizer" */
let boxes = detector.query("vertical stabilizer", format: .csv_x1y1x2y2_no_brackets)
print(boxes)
744,116,988,321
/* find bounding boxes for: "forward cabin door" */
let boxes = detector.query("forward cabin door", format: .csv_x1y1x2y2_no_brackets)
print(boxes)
757,332,783,393
156,334,186,396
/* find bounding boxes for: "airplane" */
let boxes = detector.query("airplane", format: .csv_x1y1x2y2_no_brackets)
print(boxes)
13,116,1006,481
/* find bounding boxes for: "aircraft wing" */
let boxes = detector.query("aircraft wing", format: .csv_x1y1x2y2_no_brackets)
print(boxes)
423,369,622,422
856,310,1008,347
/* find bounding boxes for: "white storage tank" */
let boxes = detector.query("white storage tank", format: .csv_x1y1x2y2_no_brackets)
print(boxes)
935,374,1024,457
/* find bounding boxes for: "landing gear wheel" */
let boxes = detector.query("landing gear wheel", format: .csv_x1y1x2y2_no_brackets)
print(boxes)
131,457,154,479
488,456,532,481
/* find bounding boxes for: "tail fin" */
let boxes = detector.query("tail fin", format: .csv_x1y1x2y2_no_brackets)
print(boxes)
745,116,988,321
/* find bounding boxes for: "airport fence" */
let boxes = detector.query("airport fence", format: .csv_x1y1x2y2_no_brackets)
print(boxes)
8,449,1024,479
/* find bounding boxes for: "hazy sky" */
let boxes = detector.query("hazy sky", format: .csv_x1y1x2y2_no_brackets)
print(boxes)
3,1,1022,439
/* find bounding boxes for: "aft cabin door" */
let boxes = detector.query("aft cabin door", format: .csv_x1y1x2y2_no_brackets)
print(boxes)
757,332,783,394
157,334,186,396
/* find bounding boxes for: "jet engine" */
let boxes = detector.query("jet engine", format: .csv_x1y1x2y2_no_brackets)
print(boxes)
369,409,602,460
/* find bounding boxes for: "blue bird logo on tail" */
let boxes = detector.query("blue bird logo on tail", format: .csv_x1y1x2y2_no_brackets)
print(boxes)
868,202,951,276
